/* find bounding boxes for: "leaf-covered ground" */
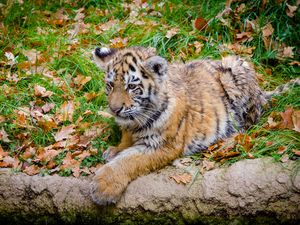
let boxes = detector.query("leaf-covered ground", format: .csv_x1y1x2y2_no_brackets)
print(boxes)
0,0,299,178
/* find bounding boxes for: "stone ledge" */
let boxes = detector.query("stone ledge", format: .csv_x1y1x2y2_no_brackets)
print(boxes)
0,157,299,224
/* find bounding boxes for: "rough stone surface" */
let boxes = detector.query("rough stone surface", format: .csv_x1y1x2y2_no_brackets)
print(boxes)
0,157,299,224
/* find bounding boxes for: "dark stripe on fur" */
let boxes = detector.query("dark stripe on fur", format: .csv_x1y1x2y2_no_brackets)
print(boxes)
135,96,169,132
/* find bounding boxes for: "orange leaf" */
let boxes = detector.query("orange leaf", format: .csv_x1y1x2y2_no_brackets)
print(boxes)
109,37,128,48
280,107,294,129
0,115,6,123
22,147,36,160
84,92,98,101
24,165,40,175
292,110,300,132
292,149,300,156
170,173,192,185
0,145,9,160
193,17,208,31
224,43,255,55
262,23,274,37
38,118,57,132
73,74,91,90
266,141,273,146
289,61,300,66
277,146,287,155
57,101,75,122
53,125,75,142
234,133,253,152
46,160,57,169
61,152,80,169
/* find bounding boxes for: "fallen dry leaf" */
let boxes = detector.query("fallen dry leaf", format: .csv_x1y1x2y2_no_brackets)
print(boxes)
170,173,192,185
52,8,69,21
266,111,282,129
77,151,91,161
234,133,253,152
22,147,36,160
280,107,294,129
24,164,40,175
280,153,289,163
72,167,81,178
202,159,215,171
235,32,253,43
224,43,255,55
37,149,60,163
13,111,28,128
4,51,17,66
179,157,193,166
23,49,42,64
266,141,273,146
277,146,287,155
38,117,57,132
193,17,208,31
286,3,298,17
282,46,294,58
68,22,90,38
292,110,300,132
193,41,204,55
262,23,274,37
0,145,9,160
109,37,128,48
289,61,300,66
74,8,85,21
277,46,294,59
57,100,75,122
73,74,91,90
41,102,55,113
53,124,75,142
0,128,10,142
95,19,119,32
84,92,98,101
97,111,113,118
262,23,274,49
292,149,300,156
165,27,179,39
61,152,80,170
0,115,6,123
34,85,53,97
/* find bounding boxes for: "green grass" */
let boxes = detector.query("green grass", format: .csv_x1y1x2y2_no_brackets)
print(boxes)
0,0,299,176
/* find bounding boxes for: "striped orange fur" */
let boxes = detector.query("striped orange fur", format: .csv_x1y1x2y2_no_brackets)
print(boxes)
90,46,268,205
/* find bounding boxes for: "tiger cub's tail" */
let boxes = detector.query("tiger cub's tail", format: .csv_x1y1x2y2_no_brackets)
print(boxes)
264,78,300,101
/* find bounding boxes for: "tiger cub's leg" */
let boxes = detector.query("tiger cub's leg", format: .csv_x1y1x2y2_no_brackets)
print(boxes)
102,129,133,162
91,145,182,205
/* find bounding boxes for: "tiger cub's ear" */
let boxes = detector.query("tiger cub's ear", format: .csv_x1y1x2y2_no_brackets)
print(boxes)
93,47,117,70
143,56,168,78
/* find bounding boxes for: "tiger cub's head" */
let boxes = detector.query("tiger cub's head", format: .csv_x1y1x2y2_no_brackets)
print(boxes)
93,46,168,126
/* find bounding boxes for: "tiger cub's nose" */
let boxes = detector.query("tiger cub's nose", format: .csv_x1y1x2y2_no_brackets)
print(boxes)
110,105,122,115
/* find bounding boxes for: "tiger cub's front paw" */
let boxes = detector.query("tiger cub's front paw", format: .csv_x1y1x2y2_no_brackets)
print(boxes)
90,165,129,205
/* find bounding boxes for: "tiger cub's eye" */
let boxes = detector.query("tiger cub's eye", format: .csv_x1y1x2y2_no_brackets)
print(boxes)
128,84,137,89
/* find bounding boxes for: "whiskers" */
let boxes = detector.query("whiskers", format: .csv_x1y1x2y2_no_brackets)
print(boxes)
131,106,158,127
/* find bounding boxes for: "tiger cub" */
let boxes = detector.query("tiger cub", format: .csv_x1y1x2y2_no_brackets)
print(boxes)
90,46,267,205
